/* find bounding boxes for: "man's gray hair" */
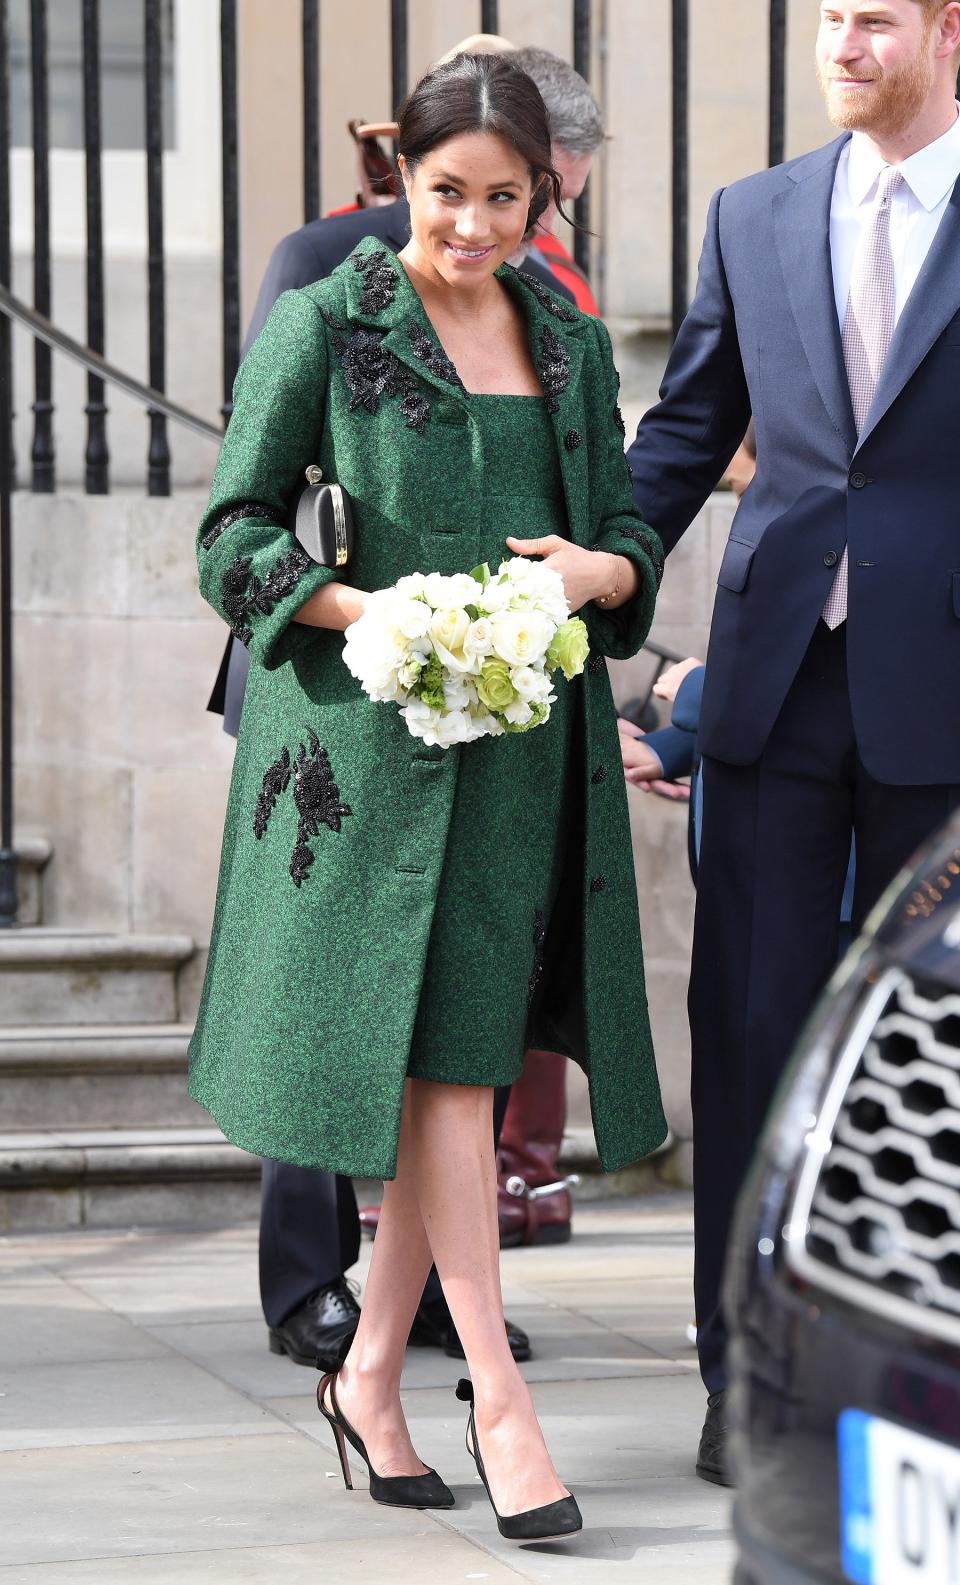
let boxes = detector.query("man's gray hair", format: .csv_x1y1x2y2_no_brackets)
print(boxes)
511,45,605,157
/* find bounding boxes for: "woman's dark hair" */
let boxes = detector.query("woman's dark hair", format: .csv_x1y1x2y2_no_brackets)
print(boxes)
396,53,566,234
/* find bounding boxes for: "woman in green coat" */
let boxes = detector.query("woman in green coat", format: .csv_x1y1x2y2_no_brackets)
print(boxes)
190,53,665,1539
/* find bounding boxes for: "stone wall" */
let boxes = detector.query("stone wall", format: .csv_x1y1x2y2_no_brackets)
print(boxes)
13,476,733,1175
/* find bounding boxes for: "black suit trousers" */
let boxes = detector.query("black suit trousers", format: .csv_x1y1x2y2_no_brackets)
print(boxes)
690,620,958,1393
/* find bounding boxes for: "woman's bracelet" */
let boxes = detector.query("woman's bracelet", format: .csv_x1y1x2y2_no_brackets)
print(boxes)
595,553,622,609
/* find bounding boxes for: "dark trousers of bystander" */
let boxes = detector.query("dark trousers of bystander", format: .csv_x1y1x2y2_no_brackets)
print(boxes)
690,619,960,1393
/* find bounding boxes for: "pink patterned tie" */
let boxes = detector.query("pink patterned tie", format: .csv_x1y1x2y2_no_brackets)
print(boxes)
823,165,903,630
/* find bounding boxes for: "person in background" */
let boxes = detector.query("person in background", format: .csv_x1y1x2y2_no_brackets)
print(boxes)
205,34,607,1376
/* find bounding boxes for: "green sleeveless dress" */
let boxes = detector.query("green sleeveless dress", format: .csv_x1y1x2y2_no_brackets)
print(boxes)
406,393,577,1088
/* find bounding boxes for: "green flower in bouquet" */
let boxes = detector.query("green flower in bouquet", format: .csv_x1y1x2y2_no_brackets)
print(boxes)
476,658,516,713
546,617,590,681
418,651,446,710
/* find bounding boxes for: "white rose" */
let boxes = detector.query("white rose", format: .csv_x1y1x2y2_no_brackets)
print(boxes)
393,597,432,641
464,617,495,658
430,606,476,672
470,709,505,738
476,576,512,614
424,571,478,609
510,665,542,701
398,656,424,691
504,697,534,727
395,571,427,600
501,557,569,622
447,572,487,606
490,609,554,668
443,674,477,712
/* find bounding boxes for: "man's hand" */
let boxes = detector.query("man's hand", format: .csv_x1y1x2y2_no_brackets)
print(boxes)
618,717,691,802
653,656,703,705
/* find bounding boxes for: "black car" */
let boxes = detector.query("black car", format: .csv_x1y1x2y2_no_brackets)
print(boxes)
729,809,960,1585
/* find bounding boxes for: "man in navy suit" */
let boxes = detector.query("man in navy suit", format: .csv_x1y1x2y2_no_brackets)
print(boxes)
628,0,960,1484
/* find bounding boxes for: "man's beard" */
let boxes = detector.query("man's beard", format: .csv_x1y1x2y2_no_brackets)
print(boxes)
818,36,934,136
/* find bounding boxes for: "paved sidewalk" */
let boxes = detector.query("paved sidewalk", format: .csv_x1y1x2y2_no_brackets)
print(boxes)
0,1194,734,1584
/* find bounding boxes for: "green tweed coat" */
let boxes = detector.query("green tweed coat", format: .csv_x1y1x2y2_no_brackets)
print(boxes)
189,235,668,1178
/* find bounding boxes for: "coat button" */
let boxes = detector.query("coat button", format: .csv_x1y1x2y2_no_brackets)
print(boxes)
588,654,605,675
850,470,868,489
823,550,839,568
592,766,606,785
590,875,607,894
565,428,582,451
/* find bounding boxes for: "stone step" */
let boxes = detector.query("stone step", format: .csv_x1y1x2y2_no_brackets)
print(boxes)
14,834,52,927
0,930,195,1025
0,1126,260,1233
0,1023,205,1129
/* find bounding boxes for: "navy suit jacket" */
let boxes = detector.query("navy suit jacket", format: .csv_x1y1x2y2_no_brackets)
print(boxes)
628,135,960,787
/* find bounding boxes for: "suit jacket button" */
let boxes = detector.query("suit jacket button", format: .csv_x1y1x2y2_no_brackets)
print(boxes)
565,429,582,451
590,875,607,893
823,550,839,568
850,471,867,489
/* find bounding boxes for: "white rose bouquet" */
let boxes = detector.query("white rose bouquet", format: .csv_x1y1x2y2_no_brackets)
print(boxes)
342,558,590,748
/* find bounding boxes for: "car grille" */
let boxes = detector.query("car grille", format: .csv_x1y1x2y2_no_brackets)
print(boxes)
786,968,960,1342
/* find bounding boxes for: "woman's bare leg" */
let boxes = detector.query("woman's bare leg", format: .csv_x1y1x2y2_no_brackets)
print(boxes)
334,1084,434,1477
407,1077,568,1516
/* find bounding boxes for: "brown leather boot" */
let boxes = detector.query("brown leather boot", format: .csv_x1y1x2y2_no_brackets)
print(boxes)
496,1049,574,1247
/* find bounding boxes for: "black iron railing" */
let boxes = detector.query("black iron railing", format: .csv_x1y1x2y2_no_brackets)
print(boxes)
0,0,793,929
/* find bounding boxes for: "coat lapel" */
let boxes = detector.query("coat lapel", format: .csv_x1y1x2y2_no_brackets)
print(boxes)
856,176,960,451
337,240,591,542
338,237,472,410
774,136,857,454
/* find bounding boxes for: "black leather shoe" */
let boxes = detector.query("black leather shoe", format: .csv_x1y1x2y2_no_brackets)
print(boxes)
696,1389,734,1487
268,1278,360,1369
409,1293,532,1363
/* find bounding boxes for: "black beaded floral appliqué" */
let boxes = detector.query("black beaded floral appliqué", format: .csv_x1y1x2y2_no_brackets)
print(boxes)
517,270,578,323
253,730,352,887
538,326,571,415
350,247,399,316
528,907,547,1008
406,321,465,390
221,545,311,647
613,404,626,437
201,500,283,551
620,526,665,589
323,311,431,435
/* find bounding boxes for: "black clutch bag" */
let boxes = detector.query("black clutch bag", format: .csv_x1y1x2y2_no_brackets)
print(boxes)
288,464,354,569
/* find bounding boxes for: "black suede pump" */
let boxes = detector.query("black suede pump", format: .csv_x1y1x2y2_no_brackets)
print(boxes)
317,1372,455,1509
456,1379,583,1541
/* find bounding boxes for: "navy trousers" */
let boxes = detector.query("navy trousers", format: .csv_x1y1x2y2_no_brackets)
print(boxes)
690,621,959,1393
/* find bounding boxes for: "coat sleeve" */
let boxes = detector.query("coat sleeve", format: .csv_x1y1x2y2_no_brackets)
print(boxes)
585,315,664,662
626,188,751,555
641,722,695,782
196,288,342,672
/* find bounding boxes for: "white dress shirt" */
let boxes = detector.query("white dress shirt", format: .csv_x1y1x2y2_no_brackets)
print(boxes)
830,103,960,327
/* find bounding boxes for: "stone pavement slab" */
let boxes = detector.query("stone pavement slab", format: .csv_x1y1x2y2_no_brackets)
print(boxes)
0,1194,735,1584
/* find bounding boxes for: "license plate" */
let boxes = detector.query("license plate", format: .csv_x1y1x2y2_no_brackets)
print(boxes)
839,1409,960,1584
